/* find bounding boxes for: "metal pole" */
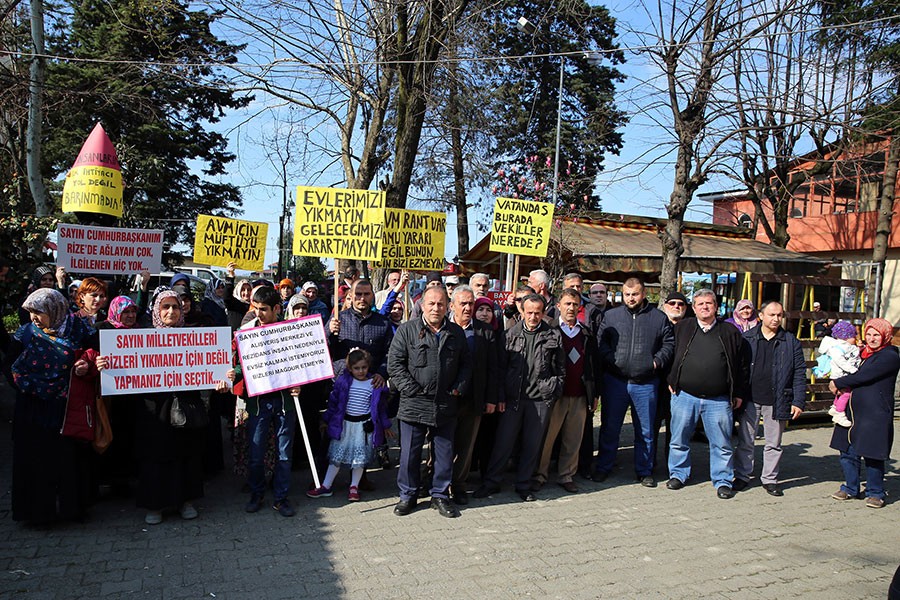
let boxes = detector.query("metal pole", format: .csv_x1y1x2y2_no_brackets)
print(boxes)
552,56,564,206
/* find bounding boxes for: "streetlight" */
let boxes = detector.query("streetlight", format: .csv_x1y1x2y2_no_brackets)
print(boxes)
516,17,601,206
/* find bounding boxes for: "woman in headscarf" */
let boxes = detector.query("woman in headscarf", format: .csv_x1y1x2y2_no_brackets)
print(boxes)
725,299,759,332
98,291,206,524
223,262,252,331
93,296,142,494
18,265,66,325
8,288,96,523
200,277,228,326
829,318,900,509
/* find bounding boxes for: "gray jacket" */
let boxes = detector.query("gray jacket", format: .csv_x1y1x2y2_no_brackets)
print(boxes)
388,316,472,426
597,301,674,383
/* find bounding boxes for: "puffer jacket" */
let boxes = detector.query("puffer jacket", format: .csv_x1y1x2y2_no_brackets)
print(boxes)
504,320,565,409
597,301,674,383
388,316,472,426
743,325,807,420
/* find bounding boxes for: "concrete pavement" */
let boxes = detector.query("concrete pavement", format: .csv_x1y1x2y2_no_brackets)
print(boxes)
0,391,897,599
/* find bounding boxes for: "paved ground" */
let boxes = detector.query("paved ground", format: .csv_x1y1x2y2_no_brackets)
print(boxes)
0,387,897,599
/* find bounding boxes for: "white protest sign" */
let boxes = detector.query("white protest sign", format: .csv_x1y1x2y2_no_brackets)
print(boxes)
57,223,164,275
234,315,334,397
99,327,232,396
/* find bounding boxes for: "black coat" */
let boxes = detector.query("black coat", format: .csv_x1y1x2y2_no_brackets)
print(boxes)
388,316,472,426
742,326,807,420
668,317,750,400
504,320,565,409
458,320,500,412
831,345,900,461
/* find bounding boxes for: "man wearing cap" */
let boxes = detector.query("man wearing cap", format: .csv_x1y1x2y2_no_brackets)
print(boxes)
278,278,295,311
302,281,330,322
653,291,690,473
444,275,460,296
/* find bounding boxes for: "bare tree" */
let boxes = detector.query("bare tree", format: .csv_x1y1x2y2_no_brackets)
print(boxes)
214,0,469,208
26,0,49,215
628,0,800,298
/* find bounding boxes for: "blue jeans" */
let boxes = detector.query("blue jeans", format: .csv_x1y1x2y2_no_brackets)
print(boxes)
840,444,885,500
668,390,734,488
248,397,296,501
595,375,657,477
398,419,455,501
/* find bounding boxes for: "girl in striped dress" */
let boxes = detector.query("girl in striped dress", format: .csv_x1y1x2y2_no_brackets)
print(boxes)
308,348,392,502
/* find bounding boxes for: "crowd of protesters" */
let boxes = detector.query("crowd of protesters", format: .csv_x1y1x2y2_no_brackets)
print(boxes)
1,257,897,527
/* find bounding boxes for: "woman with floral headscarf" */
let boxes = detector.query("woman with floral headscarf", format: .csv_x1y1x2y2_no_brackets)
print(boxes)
200,277,228,326
829,318,900,509
7,288,96,523
98,290,206,524
725,299,759,332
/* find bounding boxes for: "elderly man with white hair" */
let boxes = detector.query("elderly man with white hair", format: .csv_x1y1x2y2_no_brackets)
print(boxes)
527,269,557,321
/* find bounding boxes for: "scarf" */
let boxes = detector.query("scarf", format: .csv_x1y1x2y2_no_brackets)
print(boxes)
22,288,70,335
730,299,759,332
474,297,498,330
31,265,53,288
232,279,251,303
152,290,185,328
106,295,137,329
861,318,894,359
204,277,227,310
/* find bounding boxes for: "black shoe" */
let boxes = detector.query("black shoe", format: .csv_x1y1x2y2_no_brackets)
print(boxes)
530,480,543,492
763,483,783,497
518,491,537,502
273,498,296,517
717,485,734,499
377,448,393,470
666,478,685,490
451,489,469,505
591,470,610,482
431,497,461,518
393,498,417,516
472,485,500,499
244,494,264,513
639,476,656,488
559,481,579,493
732,478,749,492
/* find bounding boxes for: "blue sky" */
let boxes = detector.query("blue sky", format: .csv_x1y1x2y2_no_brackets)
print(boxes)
209,0,721,270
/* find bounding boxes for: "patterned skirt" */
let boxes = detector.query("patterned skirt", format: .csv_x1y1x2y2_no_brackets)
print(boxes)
327,420,374,468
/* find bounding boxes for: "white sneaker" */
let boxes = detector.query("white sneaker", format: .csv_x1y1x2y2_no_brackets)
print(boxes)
832,411,852,428
828,406,839,418
145,510,163,525
180,503,198,520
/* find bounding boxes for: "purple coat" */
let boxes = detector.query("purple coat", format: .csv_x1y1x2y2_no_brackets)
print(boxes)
322,370,391,447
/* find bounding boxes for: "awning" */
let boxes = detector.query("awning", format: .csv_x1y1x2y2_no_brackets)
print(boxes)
460,215,831,281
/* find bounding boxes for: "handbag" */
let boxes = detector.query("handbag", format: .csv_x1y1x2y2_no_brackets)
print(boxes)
170,395,210,429
92,396,113,454
61,369,96,442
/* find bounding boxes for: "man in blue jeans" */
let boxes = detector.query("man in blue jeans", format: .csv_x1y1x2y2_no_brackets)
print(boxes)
666,289,750,499
593,277,673,487
223,286,300,517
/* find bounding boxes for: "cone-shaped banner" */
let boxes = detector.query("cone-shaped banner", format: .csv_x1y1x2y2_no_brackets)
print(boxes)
61,123,124,218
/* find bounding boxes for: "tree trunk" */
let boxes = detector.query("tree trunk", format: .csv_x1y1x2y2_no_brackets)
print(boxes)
869,134,899,317
448,68,469,255
26,0,49,216
659,144,693,301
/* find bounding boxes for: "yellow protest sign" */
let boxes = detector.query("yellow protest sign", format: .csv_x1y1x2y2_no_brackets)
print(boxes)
193,215,268,271
61,123,124,218
489,197,554,258
293,186,385,261
377,208,446,271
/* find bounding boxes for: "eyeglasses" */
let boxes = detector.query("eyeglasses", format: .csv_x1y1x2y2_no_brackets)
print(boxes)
514,297,526,303
590,290,607,295
666,301,685,307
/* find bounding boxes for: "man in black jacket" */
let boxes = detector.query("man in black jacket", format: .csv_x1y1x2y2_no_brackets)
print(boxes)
666,289,749,499
474,294,565,502
388,286,472,518
733,301,805,496
448,285,500,505
594,277,674,487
